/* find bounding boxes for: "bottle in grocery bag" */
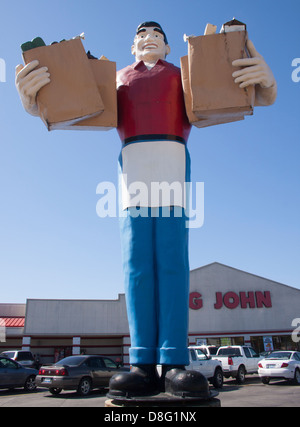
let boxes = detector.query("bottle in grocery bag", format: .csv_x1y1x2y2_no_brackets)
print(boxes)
220,18,246,33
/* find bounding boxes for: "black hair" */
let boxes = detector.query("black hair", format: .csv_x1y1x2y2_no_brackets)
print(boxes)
136,21,168,45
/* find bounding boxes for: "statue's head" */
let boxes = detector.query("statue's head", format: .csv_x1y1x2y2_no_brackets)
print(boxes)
131,21,170,63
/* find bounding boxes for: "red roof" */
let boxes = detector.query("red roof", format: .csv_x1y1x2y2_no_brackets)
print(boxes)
0,317,25,327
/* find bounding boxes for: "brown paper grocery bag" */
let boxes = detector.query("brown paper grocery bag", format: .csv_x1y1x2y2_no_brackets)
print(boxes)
180,55,245,128
23,39,105,130
181,31,255,127
67,58,117,131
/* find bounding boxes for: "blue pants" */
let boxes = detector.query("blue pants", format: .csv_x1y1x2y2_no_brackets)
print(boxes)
119,207,190,366
118,144,191,366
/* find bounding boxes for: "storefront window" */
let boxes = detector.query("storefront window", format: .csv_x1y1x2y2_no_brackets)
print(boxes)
251,335,300,353
195,336,245,347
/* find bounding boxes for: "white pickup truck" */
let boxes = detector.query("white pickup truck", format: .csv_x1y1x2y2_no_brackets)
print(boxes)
213,345,263,383
187,346,224,388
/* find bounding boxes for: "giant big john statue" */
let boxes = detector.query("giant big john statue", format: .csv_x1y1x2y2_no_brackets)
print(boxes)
16,21,277,399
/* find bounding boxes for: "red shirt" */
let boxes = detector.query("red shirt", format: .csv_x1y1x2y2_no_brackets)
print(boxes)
117,60,192,143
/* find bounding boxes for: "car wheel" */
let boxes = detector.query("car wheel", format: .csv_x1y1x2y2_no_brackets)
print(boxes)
77,377,92,396
49,387,62,395
24,375,37,392
293,369,300,385
212,367,224,388
261,377,270,384
236,366,246,384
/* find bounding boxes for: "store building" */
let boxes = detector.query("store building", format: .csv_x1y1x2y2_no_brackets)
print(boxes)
188,263,300,353
1,263,299,366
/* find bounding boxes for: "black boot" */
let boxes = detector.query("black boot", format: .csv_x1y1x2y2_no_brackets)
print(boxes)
161,365,210,399
108,364,160,398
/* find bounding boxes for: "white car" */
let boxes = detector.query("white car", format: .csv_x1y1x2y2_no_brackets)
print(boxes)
258,351,300,385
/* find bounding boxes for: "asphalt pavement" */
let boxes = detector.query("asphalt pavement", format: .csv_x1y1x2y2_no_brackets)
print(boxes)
0,375,299,408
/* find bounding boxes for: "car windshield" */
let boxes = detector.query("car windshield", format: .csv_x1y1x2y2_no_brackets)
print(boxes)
217,348,241,356
266,352,292,360
55,356,85,366
195,349,207,360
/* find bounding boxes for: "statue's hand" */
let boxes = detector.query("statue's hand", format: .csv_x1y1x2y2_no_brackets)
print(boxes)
232,40,276,89
15,60,50,116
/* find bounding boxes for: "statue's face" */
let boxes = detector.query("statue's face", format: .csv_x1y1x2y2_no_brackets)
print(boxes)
131,26,170,63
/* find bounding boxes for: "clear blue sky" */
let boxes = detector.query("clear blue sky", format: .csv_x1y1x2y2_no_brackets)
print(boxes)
0,0,299,303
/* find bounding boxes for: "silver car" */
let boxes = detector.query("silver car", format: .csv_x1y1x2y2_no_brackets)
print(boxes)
0,350,38,369
36,355,128,396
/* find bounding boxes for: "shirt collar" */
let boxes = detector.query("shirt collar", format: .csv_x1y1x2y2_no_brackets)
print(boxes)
132,59,168,70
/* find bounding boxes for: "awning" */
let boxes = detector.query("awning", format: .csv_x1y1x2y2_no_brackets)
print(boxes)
0,317,25,327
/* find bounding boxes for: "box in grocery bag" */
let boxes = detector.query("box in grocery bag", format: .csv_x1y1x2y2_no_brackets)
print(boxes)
181,22,255,128
22,38,105,130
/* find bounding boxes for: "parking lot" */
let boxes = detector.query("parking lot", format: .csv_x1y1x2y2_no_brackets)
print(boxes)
0,375,299,407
